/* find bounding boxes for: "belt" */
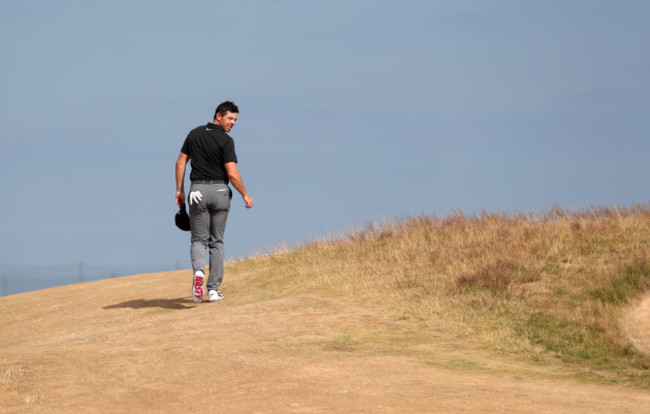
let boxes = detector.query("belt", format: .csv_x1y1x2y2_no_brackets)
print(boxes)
192,180,227,184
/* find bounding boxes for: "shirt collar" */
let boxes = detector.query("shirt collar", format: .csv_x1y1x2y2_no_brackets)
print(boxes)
205,122,223,131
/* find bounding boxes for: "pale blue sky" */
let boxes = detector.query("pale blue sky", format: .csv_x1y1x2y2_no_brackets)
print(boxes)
1,0,648,270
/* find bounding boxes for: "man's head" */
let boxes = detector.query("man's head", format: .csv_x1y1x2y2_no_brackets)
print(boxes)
213,101,239,133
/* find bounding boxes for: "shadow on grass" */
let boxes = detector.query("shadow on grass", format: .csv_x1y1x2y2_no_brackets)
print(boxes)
104,297,195,310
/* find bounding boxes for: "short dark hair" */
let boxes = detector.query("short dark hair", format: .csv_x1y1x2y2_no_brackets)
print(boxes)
214,101,239,119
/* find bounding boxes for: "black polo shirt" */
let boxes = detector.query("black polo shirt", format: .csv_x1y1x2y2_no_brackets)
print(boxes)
181,123,238,182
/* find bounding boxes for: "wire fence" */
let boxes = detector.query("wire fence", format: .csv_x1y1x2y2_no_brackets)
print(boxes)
1,262,185,297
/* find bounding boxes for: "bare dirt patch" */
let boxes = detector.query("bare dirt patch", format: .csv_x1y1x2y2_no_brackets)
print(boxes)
1,270,650,413
622,293,650,356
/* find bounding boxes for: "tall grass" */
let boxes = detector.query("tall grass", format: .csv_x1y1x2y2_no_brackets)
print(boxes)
235,204,650,385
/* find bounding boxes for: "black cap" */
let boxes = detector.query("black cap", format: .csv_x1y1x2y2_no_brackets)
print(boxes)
175,204,191,231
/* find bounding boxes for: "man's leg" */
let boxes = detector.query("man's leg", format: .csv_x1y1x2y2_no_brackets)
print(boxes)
189,184,210,274
207,211,228,291
207,186,230,292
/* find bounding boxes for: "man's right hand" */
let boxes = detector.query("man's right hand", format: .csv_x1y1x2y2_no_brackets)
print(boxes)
243,194,254,209
224,162,253,209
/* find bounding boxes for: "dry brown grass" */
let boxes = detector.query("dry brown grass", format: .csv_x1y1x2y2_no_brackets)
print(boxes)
2,205,650,413
236,204,650,385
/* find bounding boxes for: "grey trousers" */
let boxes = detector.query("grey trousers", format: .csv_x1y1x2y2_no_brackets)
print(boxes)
188,183,230,291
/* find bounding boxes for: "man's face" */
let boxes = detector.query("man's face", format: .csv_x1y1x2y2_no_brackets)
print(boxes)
215,111,238,132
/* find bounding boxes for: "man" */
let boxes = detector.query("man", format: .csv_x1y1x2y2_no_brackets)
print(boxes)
175,101,254,303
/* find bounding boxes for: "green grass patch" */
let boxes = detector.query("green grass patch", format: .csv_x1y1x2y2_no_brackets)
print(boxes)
588,261,650,304
519,312,646,372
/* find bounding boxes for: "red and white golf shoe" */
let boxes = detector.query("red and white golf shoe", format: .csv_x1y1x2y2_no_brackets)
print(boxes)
192,270,205,303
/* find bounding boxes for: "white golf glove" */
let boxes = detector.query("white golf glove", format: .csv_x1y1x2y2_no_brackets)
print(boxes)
189,191,203,205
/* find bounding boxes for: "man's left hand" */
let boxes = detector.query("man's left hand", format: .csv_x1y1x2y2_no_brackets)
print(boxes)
175,191,185,207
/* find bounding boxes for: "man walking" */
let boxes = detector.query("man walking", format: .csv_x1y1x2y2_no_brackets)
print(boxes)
175,101,254,302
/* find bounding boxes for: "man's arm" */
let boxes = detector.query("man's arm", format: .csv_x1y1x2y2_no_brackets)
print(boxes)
175,152,190,207
225,162,253,208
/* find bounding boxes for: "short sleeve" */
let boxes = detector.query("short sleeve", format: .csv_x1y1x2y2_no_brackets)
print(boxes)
180,134,191,156
223,137,238,163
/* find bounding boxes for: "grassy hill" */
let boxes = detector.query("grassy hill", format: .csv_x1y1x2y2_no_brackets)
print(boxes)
1,205,650,413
